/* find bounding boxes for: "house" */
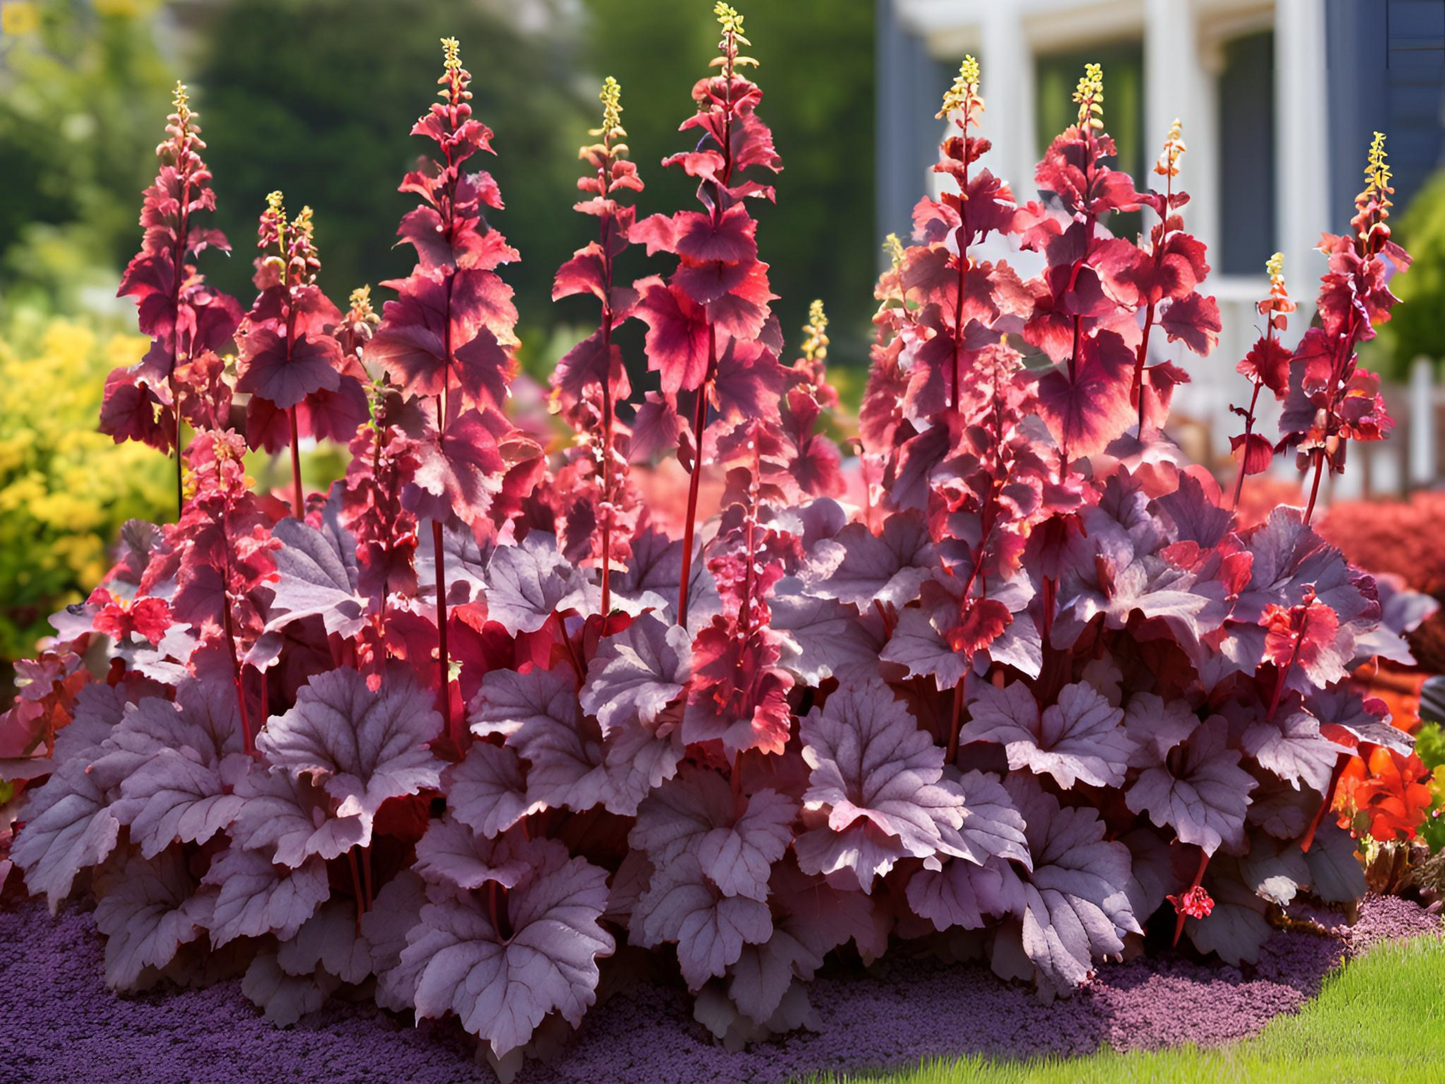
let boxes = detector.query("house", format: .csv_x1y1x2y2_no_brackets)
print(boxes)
876,0,1445,495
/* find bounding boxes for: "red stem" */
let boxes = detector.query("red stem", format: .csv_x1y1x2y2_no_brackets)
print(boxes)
677,336,715,628
1303,451,1325,525
1133,301,1157,433
1300,752,1350,853
1231,377,1265,509
433,519,454,747
288,405,304,517
221,594,254,755
946,673,966,763
1132,170,1172,433
173,395,184,516
169,152,193,521
599,199,616,617
678,40,737,628
347,848,365,933
362,845,374,911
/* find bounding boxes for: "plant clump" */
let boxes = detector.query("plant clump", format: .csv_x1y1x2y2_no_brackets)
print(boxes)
0,10,1428,1079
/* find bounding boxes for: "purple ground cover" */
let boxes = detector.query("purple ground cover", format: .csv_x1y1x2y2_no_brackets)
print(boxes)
0,895,1437,1084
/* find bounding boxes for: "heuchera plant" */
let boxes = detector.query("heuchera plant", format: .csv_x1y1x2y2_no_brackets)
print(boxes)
0,9,1430,1077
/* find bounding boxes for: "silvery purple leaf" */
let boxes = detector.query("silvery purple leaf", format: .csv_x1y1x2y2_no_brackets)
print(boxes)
960,681,1132,790
879,607,968,691
726,924,822,1026
631,765,795,901
608,524,720,630
799,510,937,609
469,666,576,741
907,856,1026,933
230,764,366,866
475,666,636,816
362,870,428,1013
242,950,340,1026
485,531,598,635
414,518,491,607
113,747,244,858
90,681,244,795
769,586,886,685
93,849,208,991
1123,693,1199,769
413,817,533,890
11,759,120,911
1242,703,1341,792
935,769,1031,868
1125,714,1255,855
443,740,540,839
258,665,445,823
1008,775,1140,1000
203,846,330,947
795,678,967,892
1309,687,1414,756
277,898,374,984
630,852,772,990
580,612,690,734
402,837,614,1058
263,511,366,639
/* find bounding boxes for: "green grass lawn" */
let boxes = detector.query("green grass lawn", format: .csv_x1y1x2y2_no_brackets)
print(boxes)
802,935,1445,1084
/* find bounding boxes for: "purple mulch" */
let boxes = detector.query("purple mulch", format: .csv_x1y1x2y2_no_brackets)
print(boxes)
0,894,1437,1084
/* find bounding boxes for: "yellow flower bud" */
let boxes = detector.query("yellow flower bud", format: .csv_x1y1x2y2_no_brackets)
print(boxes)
1073,63,1104,128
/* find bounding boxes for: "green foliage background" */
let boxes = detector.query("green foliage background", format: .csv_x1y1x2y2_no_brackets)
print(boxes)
1380,168,1445,374
0,316,171,664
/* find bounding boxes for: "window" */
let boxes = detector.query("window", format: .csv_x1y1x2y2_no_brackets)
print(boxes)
1035,41,1146,243
1217,30,1278,275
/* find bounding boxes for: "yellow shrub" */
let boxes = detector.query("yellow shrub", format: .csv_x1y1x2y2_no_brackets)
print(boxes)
0,319,170,662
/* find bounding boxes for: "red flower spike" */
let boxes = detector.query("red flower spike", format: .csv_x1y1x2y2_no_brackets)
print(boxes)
1281,134,1410,523
549,83,648,602
642,3,784,629
108,83,244,516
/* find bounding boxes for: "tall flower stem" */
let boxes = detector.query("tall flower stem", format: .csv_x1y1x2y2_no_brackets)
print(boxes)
288,406,304,517
433,518,454,748
677,332,715,628
1303,450,1326,525
1231,378,1265,509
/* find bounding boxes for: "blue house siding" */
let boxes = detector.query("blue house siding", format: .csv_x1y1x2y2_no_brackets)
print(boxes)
1327,0,1445,228
875,0,945,255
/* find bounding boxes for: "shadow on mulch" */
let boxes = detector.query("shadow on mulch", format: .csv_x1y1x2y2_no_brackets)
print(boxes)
0,894,1436,1084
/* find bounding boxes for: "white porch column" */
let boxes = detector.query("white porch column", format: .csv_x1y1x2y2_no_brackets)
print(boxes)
1144,0,1218,257
1410,358,1437,488
980,7,1035,197
1276,0,1330,288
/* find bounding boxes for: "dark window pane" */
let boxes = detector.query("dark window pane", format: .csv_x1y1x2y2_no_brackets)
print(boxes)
1035,41,1146,244
1218,30,1278,275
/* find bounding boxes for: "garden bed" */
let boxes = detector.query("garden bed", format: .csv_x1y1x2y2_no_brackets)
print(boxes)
1,894,1436,1084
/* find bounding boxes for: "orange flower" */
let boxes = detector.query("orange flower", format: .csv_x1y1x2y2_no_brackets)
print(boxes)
1335,747,1434,842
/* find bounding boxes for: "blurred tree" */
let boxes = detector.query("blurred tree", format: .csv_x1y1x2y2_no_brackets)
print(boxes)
195,0,587,353
195,0,875,370
0,0,174,312
0,0,876,372
0,316,170,667
1377,167,1445,375
582,0,876,367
